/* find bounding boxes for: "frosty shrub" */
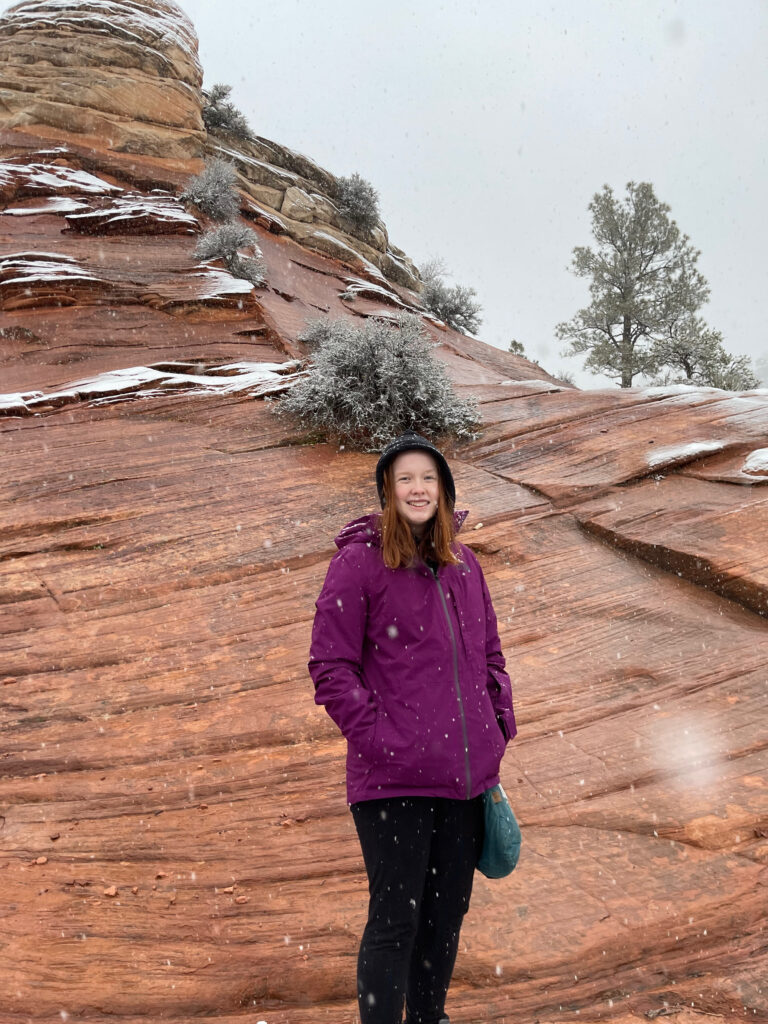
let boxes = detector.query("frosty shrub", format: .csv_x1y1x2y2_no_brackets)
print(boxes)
194,222,266,286
297,316,337,349
277,313,479,450
181,158,240,222
419,257,482,335
202,84,251,141
335,173,380,233
555,368,576,386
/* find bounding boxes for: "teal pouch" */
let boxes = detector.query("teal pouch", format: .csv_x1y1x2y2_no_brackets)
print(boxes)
477,783,522,879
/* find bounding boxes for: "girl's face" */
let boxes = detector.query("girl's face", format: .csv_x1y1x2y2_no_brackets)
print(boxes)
391,451,440,534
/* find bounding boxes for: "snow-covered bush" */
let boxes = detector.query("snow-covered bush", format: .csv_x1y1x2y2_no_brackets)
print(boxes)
419,257,483,335
194,222,266,286
182,158,240,222
202,84,251,141
297,317,337,349
277,313,478,450
335,173,380,233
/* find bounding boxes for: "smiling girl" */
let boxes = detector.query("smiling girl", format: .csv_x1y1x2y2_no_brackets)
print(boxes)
309,430,517,1024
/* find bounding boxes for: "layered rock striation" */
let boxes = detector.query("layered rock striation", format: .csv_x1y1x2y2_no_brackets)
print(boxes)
0,0,205,157
0,0,421,291
0,4,767,1024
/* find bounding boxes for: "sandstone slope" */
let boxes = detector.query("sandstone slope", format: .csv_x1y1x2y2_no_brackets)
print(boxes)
0,3,766,1024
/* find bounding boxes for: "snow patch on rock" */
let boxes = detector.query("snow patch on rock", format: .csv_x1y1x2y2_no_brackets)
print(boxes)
647,440,727,469
0,391,44,413
213,145,300,188
192,267,255,299
311,231,387,283
0,360,305,415
0,252,100,287
65,191,199,233
340,277,411,309
742,448,768,477
0,160,122,196
640,384,723,398
499,378,566,391
2,197,89,216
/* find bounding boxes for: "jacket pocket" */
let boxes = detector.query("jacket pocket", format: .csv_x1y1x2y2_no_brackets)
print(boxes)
364,705,417,767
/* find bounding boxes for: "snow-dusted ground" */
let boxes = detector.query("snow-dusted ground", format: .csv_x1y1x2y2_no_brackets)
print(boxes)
0,360,305,415
0,160,198,239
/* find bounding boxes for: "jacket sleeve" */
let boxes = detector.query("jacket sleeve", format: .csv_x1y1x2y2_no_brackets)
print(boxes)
308,546,378,754
478,560,517,743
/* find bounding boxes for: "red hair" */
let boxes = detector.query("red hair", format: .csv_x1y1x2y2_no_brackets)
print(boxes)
379,463,459,570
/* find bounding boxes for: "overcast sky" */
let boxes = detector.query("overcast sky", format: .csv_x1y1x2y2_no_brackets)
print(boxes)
4,0,767,386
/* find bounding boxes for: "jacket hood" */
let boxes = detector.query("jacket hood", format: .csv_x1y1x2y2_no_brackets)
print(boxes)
334,510,469,550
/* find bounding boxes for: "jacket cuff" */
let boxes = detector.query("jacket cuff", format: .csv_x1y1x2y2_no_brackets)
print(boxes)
496,708,517,742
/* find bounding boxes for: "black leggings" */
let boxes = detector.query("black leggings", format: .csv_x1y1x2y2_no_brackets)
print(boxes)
351,795,484,1024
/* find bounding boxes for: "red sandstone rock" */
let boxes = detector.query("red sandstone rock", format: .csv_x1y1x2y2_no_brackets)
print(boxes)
0,4,766,1024
573,474,768,617
470,389,768,503
0,0,205,159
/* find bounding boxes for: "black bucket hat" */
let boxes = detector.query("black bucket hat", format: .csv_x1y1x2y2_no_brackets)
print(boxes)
375,431,456,508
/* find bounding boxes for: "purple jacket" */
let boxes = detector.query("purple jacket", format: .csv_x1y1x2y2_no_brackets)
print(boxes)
309,512,517,804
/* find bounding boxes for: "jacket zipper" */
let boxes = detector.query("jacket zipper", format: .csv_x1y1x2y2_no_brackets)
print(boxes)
430,566,472,799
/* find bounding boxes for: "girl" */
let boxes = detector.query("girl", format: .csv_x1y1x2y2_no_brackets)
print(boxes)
309,430,517,1024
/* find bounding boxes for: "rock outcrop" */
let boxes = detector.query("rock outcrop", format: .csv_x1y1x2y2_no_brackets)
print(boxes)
0,0,205,158
0,0,421,291
0,4,766,1024
214,135,421,291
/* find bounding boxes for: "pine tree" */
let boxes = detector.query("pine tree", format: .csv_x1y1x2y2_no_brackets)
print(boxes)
557,182,710,387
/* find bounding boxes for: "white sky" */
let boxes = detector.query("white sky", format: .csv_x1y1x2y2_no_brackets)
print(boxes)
3,0,767,387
